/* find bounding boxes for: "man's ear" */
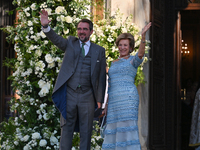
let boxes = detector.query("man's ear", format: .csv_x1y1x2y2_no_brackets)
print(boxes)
90,29,93,35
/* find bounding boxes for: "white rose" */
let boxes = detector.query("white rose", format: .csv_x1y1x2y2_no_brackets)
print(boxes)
43,113,49,120
56,16,61,22
50,136,58,145
45,8,52,15
38,114,42,120
41,86,49,94
39,139,47,147
65,16,72,23
25,12,30,17
60,15,65,22
44,40,48,45
23,135,30,142
14,141,19,145
32,132,41,140
35,49,42,57
23,145,30,150
55,6,66,14
63,29,69,34
39,31,46,38
45,54,54,63
38,79,46,88
30,3,37,10
27,21,33,26
48,62,55,68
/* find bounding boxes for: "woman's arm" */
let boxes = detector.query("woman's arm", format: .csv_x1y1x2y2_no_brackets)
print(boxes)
138,22,151,59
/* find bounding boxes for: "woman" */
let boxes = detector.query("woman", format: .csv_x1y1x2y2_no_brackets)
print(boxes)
102,22,151,150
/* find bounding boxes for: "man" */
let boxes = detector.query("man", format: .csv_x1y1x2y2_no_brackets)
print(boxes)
39,10,106,150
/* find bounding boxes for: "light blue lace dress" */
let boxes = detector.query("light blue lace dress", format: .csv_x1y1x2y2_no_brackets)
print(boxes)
102,53,143,150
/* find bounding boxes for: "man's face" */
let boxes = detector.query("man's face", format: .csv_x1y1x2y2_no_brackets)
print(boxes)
77,22,93,42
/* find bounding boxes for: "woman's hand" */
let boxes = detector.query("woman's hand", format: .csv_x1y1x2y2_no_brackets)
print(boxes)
39,9,51,26
141,22,151,38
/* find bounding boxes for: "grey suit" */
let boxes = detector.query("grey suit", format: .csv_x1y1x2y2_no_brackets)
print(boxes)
44,29,106,150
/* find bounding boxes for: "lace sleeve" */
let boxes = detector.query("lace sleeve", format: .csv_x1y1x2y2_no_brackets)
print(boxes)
130,52,144,68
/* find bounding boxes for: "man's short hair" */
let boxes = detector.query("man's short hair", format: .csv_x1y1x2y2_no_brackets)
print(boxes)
77,19,93,31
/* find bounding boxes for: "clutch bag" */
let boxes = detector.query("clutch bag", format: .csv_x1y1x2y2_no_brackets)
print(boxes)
100,115,106,138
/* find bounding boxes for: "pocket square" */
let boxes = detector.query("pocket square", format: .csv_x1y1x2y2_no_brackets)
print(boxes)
97,60,99,62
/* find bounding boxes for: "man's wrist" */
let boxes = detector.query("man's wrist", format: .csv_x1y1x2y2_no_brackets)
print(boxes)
42,24,49,28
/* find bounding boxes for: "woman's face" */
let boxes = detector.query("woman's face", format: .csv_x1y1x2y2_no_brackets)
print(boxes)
118,39,131,58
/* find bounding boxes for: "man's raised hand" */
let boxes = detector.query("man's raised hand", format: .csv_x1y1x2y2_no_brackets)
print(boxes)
39,9,51,26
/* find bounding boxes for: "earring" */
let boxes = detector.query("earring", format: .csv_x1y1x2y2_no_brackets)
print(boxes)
129,49,132,52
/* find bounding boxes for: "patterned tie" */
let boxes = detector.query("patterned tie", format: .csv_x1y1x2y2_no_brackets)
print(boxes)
81,43,85,57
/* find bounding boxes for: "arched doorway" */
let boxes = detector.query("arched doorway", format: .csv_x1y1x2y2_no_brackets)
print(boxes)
180,8,200,150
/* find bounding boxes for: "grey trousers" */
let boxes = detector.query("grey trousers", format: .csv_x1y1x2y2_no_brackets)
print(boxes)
59,86,95,150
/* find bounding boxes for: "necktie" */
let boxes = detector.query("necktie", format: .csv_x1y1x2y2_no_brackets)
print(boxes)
81,43,85,57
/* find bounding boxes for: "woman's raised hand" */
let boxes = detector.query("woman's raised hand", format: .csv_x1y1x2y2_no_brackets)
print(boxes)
141,22,151,38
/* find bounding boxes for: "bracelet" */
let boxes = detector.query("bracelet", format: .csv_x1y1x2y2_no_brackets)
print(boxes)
42,24,49,28
142,40,146,43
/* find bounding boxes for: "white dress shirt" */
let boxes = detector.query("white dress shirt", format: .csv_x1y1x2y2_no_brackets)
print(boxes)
79,40,91,56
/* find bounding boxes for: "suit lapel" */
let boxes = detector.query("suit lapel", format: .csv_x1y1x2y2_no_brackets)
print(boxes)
90,43,99,75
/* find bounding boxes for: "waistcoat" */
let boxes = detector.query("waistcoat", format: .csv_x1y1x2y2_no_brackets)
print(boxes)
67,48,92,91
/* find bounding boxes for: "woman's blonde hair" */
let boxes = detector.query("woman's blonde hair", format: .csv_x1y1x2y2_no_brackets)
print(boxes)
115,33,135,53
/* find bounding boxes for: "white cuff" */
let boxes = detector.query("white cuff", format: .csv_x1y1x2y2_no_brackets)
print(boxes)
42,26,50,33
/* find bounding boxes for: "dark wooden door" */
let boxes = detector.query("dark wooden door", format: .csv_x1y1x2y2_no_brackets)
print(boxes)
0,0,15,122
149,0,183,149
149,0,200,149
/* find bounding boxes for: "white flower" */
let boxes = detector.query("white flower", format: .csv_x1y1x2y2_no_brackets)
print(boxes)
23,135,30,142
48,62,55,68
65,16,72,23
32,132,41,140
27,21,33,26
43,113,49,120
39,86,49,97
40,31,46,38
19,115,24,120
38,79,45,87
39,139,47,147
56,16,61,22
35,60,45,72
38,114,42,120
25,12,30,17
30,3,37,10
45,54,54,63
50,136,58,145
23,144,31,150
60,15,65,22
55,6,66,14
122,27,127,33
35,49,42,57
44,40,48,45
14,141,19,146
63,29,69,34
45,8,52,15
40,103,47,109
40,2,47,9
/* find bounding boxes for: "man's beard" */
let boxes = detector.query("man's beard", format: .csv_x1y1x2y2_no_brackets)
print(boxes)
79,34,89,42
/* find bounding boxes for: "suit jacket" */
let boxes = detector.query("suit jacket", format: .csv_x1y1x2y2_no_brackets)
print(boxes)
44,29,106,120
